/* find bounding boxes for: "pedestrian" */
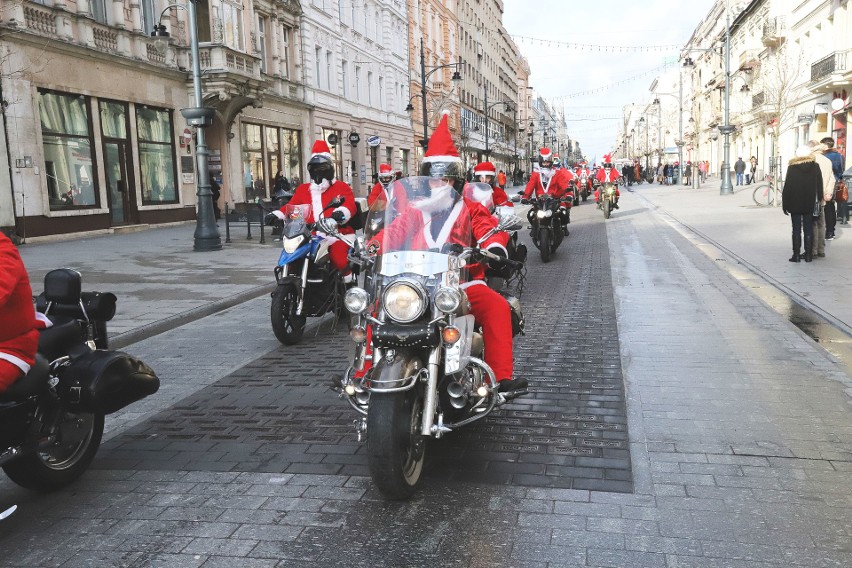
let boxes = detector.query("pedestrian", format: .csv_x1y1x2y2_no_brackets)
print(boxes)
665,163,673,185
782,146,823,263
838,166,851,225
734,157,746,186
209,173,221,219
806,141,834,259
748,156,758,184
685,162,692,186
821,137,844,240
657,162,664,184
273,169,291,194
497,169,507,190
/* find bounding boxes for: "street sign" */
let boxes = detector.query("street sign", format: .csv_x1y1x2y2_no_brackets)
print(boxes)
348,132,361,145
327,133,339,145
367,135,381,147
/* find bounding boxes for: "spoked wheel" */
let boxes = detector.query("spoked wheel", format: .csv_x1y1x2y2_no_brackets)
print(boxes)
367,388,426,500
603,199,611,219
539,229,552,263
3,411,104,491
271,283,306,345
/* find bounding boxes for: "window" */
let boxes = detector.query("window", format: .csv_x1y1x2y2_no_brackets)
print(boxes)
221,0,244,51
140,0,156,36
39,91,99,210
281,26,291,78
367,71,373,106
315,46,322,87
91,0,107,23
257,16,268,73
326,50,333,94
385,146,393,166
321,128,343,181
136,106,178,204
342,61,349,98
280,128,302,185
399,148,409,176
242,123,264,200
355,66,361,101
378,77,384,110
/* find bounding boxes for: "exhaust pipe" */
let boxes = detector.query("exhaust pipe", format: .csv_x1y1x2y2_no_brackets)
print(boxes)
447,381,468,409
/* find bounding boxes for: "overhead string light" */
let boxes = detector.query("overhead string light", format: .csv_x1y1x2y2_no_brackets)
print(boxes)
510,34,681,53
542,63,675,102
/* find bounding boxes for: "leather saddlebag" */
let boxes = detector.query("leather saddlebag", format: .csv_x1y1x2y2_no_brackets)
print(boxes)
58,350,159,414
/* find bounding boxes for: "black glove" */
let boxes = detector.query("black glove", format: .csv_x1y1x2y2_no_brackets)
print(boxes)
520,198,530,205
486,247,506,266
330,211,346,224
264,212,281,226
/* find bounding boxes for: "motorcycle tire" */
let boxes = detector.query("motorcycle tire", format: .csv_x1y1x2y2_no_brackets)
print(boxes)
367,388,426,500
271,283,306,345
603,199,611,219
539,229,552,263
3,411,104,492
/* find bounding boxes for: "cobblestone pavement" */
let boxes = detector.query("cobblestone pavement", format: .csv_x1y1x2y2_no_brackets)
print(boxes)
2,193,852,567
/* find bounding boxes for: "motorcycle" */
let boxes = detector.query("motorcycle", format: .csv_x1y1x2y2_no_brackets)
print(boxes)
1,268,159,492
264,197,358,345
578,173,592,202
513,193,565,263
333,177,526,499
597,180,619,219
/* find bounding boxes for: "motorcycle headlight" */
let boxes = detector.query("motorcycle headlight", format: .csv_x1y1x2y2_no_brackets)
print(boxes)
536,210,547,219
344,286,370,314
383,281,426,323
433,287,462,313
283,235,304,253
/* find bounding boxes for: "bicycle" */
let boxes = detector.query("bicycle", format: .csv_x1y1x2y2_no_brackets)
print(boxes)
752,175,782,206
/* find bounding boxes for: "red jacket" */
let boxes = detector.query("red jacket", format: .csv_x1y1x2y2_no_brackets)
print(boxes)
0,233,39,375
596,168,620,183
280,179,356,235
374,198,509,282
522,170,553,198
548,168,575,199
367,180,410,211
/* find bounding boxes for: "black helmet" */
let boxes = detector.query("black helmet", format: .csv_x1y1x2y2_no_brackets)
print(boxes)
307,155,334,185
420,159,465,194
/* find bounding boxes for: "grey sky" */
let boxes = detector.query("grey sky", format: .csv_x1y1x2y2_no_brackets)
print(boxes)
502,0,717,163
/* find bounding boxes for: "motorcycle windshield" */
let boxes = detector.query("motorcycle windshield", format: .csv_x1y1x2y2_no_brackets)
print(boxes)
282,204,311,238
369,176,473,279
462,182,495,212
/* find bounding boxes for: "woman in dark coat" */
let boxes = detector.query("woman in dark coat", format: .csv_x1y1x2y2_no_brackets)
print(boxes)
782,146,823,262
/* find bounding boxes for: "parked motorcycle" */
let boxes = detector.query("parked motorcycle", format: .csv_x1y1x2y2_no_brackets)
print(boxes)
1,269,159,492
513,193,565,263
263,197,358,345
334,177,526,499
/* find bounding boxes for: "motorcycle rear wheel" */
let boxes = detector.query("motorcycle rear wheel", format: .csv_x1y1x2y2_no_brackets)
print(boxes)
539,229,552,263
367,389,426,500
271,283,306,345
3,411,104,492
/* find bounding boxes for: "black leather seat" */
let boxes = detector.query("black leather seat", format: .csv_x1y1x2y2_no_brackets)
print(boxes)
38,320,86,363
0,355,49,401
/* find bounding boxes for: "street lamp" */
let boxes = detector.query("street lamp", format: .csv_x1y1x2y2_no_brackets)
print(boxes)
415,37,461,146
152,3,221,251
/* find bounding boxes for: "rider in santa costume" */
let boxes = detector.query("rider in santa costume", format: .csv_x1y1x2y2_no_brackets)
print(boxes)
367,115,527,395
594,154,621,207
522,147,557,200
575,161,592,193
472,161,512,209
367,163,408,212
267,140,357,276
0,233,51,393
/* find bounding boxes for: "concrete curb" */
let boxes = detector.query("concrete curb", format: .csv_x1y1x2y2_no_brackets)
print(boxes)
110,282,277,349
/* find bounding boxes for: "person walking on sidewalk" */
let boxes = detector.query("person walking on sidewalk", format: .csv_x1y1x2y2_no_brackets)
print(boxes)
734,157,746,186
783,146,823,263
748,156,758,184
807,140,834,259
822,137,845,240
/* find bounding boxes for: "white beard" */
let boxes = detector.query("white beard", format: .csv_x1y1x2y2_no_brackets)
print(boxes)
413,184,456,214
309,179,331,193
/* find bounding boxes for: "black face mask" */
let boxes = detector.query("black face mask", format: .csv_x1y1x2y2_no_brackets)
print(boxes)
308,163,334,185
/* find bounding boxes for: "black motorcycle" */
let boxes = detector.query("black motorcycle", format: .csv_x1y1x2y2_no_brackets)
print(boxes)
514,194,565,263
0,269,159,492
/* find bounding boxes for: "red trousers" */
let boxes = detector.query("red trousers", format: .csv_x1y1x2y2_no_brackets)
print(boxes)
0,360,23,393
328,240,351,273
354,283,514,381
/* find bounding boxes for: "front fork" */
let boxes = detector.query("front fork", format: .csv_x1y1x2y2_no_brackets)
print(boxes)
420,347,441,437
277,262,309,316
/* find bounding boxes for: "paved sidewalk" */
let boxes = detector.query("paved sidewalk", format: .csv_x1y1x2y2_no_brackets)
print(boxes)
631,179,851,336
18,223,281,348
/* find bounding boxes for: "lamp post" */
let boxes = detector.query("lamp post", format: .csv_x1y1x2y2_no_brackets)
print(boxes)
152,3,220,251
719,7,734,195
414,37,461,146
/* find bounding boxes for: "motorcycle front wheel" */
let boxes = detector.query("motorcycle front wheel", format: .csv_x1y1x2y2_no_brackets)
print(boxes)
603,199,611,219
271,283,306,345
3,411,104,492
539,228,552,263
367,388,426,500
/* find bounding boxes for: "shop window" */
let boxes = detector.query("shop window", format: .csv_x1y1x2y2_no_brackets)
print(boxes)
38,90,99,210
280,128,303,186
242,123,264,200
136,106,179,204
320,127,343,181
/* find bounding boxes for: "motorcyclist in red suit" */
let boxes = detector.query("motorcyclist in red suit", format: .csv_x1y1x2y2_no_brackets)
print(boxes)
472,161,512,209
267,140,357,278
594,154,621,208
368,115,527,396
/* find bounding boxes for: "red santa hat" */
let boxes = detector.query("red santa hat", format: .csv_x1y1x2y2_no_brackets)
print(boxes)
378,163,393,176
423,114,461,164
310,140,333,160
539,147,553,161
473,161,496,177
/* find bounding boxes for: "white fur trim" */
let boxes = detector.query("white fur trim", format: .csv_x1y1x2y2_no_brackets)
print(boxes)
421,200,464,249
423,155,462,163
311,152,333,159
486,243,508,257
272,210,287,221
460,280,486,289
34,312,53,328
0,352,30,374
333,206,352,222
309,185,325,221
475,170,496,177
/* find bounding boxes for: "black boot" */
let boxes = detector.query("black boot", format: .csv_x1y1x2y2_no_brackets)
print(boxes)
803,232,813,262
789,252,800,262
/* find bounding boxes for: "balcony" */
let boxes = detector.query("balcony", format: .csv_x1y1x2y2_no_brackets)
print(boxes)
762,16,786,48
196,44,265,102
809,50,850,94
738,48,760,72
